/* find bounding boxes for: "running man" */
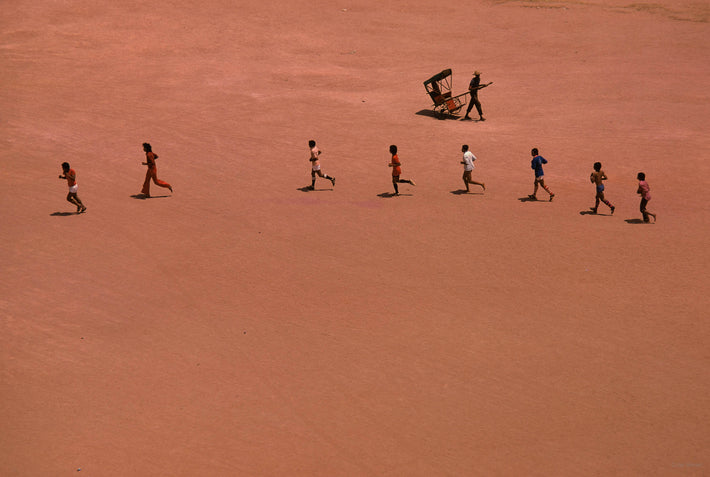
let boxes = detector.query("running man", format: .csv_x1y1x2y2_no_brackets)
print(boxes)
461,145,485,192
388,145,416,195
59,162,86,213
307,140,335,190
636,172,656,223
529,148,554,201
589,162,614,214
141,142,172,198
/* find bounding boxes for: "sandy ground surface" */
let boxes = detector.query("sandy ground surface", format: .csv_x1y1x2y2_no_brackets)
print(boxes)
2,0,709,475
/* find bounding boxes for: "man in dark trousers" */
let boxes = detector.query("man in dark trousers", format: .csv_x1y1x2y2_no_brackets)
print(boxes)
463,71,492,121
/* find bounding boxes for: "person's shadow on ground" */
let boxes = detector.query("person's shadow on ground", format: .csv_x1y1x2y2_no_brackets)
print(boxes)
452,189,483,195
579,209,612,216
297,186,333,192
377,192,412,198
130,194,170,199
50,211,79,216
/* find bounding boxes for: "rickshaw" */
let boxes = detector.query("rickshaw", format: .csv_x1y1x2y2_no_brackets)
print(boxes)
423,69,469,117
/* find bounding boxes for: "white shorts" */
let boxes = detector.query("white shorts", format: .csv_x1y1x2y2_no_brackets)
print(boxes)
69,185,78,194
312,164,321,172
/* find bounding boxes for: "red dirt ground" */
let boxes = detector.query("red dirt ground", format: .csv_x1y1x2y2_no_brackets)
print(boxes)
2,0,709,475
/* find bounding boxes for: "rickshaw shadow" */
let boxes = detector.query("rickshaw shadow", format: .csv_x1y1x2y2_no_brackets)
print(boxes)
415,109,460,121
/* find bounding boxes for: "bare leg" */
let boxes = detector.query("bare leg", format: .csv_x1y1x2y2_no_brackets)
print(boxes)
529,181,539,200
641,198,656,222
592,193,600,213
73,194,85,209
314,169,335,187
320,170,333,186
539,179,554,200
599,192,614,213
67,193,85,212
468,178,485,190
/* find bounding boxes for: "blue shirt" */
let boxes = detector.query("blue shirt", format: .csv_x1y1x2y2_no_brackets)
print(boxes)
531,155,548,177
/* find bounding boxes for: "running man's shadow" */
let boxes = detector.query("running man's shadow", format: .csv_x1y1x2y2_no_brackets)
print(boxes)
130,194,170,199
518,196,542,202
297,186,333,192
579,209,612,216
377,192,412,198
50,211,79,216
625,218,651,224
452,190,483,195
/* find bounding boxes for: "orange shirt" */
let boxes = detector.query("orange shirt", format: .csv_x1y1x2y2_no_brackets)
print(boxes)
391,154,402,176
65,169,77,187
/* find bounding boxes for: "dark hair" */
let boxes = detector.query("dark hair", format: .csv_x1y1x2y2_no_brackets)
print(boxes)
637,172,646,180
61,162,70,170
143,142,152,152
389,145,397,154
594,162,602,171
531,148,538,155
308,140,316,147
462,144,469,151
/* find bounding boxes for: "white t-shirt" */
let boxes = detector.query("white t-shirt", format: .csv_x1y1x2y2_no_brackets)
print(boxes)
462,151,476,171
